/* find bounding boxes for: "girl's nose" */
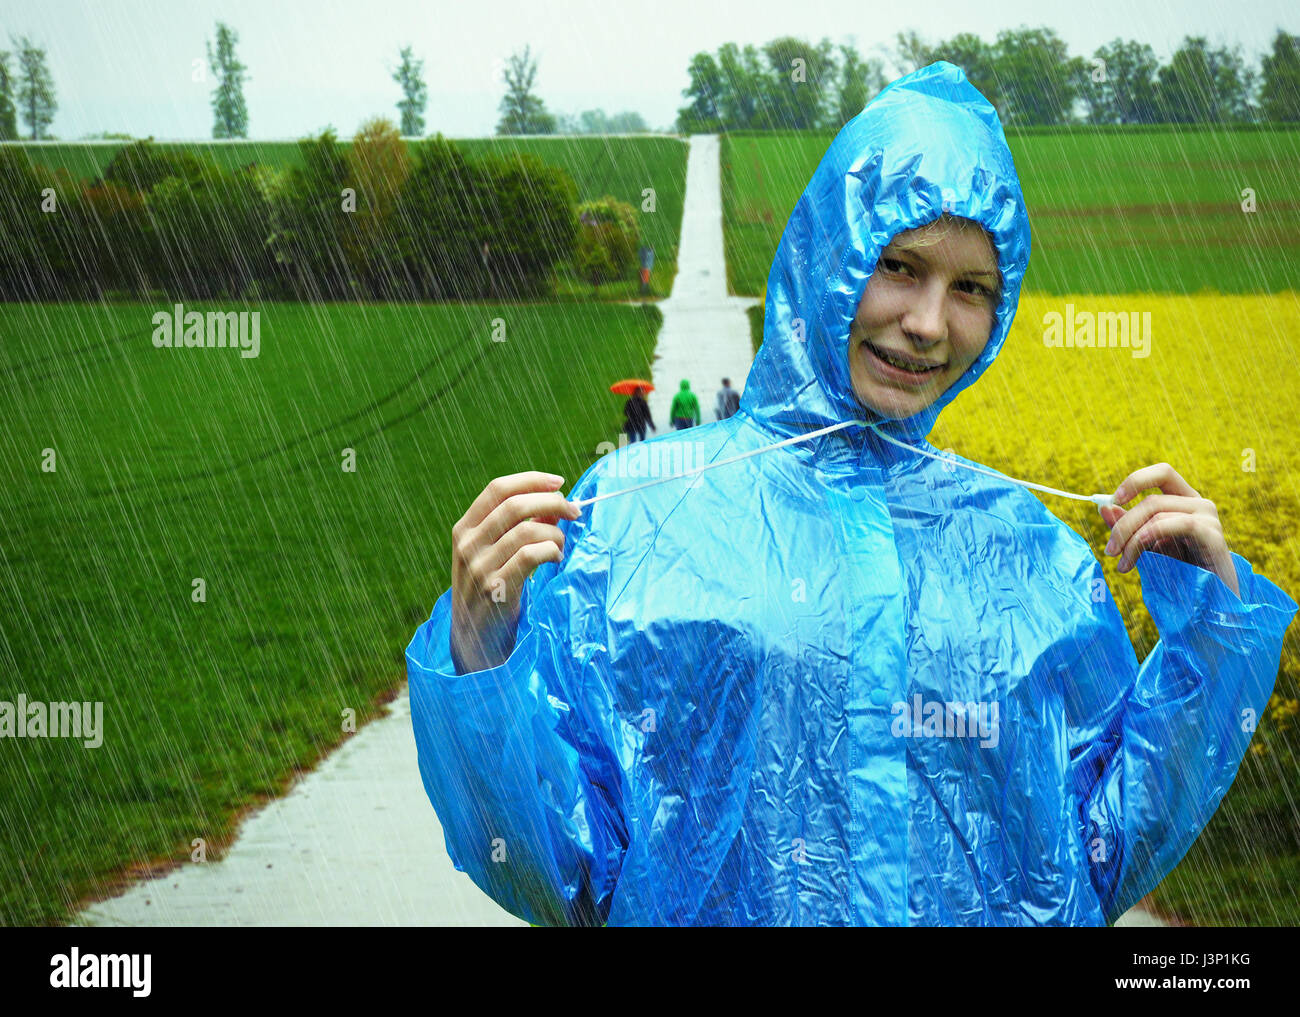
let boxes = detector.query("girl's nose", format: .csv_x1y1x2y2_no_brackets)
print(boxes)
900,282,948,344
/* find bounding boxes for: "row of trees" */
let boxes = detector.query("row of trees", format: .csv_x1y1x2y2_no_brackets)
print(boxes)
195,29,649,138
676,28,1300,130
0,122,604,301
9,23,1299,141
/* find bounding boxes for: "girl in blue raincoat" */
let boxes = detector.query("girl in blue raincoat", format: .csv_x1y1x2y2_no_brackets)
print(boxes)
407,62,1297,926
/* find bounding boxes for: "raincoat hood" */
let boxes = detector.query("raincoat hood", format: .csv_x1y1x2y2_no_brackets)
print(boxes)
742,60,1031,451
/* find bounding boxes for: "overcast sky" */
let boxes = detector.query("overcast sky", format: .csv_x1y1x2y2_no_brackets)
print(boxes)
2,0,1296,140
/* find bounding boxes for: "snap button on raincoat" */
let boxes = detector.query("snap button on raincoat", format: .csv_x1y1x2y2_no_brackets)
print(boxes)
407,61,1298,926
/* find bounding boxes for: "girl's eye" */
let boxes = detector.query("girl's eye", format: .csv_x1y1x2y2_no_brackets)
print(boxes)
881,258,996,301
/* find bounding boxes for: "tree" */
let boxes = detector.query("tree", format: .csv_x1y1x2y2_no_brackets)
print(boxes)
760,36,837,129
1260,29,1300,122
1081,39,1160,124
993,26,1082,126
1157,36,1252,123
895,31,1004,117
895,27,1090,125
938,34,1004,115
835,44,886,125
69,179,151,298
1222,51,1259,123
392,45,428,137
676,52,725,133
12,36,57,140
716,43,771,130
207,22,249,138
0,48,17,140
893,30,932,73
675,37,882,133
496,45,556,135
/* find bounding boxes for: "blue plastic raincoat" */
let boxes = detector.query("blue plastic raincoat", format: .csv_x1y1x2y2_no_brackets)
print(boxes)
407,61,1297,926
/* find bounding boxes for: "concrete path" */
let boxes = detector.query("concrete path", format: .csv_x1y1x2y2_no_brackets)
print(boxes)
644,134,759,430
75,693,523,926
72,134,1164,928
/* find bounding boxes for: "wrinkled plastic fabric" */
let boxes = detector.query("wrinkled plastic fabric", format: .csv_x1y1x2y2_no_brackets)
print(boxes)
407,61,1298,926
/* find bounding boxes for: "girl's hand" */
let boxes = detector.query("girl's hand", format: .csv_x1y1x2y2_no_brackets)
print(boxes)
450,472,581,675
1097,463,1239,598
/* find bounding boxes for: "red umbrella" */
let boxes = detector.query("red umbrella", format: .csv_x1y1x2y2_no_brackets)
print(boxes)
610,379,654,395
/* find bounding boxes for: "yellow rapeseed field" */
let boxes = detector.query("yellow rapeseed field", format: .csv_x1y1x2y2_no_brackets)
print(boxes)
931,292,1300,757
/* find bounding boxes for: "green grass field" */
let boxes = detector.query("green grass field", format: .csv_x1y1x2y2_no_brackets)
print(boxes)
723,128,1300,296
0,299,661,925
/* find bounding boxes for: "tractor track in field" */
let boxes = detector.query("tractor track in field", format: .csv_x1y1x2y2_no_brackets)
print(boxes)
72,329,480,499
0,328,487,539
0,325,146,385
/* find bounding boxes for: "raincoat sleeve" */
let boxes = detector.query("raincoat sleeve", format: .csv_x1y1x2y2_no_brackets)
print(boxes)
405,467,627,927
1068,547,1297,925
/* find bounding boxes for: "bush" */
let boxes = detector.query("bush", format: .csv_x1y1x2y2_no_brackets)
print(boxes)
574,195,639,290
0,152,127,300
0,148,58,299
477,151,576,298
141,166,267,299
69,180,152,297
101,139,212,193
270,128,356,300
394,134,577,300
345,118,411,297
391,135,481,299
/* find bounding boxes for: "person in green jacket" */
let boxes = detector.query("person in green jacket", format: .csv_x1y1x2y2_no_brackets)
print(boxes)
668,378,701,429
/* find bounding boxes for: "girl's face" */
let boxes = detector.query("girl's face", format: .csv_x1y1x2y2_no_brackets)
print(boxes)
848,219,1001,419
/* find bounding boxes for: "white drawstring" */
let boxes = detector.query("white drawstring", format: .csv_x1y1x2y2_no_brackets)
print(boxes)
569,418,859,508
568,417,1114,509
862,422,1115,507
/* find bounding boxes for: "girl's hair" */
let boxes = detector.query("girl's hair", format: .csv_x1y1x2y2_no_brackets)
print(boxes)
894,211,988,249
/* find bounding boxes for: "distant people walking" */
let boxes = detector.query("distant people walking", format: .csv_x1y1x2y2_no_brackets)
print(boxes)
623,386,656,443
669,378,701,430
715,378,740,420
